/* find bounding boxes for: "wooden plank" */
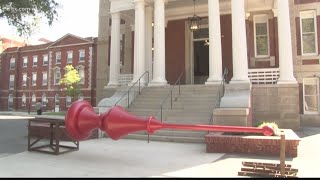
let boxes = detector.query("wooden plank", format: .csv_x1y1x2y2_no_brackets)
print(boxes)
242,161,292,168
238,171,297,178
241,167,298,174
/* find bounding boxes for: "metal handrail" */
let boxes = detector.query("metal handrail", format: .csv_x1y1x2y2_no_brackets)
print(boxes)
159,71,184,122
114,71,149,108
209,68,228,125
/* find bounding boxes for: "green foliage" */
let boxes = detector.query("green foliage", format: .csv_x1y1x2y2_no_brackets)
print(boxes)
59,65,81,99
0,0,60,37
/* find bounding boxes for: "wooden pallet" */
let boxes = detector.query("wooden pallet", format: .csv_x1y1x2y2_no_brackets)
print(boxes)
238,133,298,178
238,161,298,178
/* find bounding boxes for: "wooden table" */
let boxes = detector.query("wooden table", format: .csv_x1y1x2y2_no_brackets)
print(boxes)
28,118,79,155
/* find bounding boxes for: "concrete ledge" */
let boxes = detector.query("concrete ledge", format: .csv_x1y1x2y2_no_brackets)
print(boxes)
213,108,249,116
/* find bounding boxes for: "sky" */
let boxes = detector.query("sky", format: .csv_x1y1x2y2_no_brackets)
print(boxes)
0,0,100,42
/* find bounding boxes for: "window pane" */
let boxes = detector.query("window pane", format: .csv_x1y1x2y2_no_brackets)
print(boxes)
302,34,316,54
256,23,267,35
302,18,315,33
305,96,318,112
305,84,318,95
256,36,268,56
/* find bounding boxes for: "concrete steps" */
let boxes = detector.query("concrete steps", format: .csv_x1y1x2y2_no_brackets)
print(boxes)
123,84,220,143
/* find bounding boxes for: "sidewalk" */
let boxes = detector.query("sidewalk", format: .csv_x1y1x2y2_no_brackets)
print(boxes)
0,126,319,177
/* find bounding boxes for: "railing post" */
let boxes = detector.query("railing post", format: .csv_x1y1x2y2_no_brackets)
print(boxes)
179,79,181,95
128,91,130,108
170,90,173,109
139,79,141,95
160,105,163,122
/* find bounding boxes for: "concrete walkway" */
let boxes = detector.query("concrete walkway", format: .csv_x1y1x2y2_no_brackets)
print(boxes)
0,112,319,177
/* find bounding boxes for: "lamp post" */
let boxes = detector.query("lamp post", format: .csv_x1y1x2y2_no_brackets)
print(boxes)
27,77,31,114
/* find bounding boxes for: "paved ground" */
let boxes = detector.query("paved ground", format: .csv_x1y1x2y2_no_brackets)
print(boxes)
0,113,319,177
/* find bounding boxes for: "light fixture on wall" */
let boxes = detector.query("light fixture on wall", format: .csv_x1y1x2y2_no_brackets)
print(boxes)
188,0,201,31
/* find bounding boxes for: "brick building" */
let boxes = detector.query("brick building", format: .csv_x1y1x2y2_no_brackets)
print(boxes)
0,34,97,112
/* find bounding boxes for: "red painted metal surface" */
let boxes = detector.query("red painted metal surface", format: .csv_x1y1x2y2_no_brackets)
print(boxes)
65,100,274,141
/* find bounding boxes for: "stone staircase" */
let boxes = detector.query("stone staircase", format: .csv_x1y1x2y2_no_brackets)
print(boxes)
123,84,220,143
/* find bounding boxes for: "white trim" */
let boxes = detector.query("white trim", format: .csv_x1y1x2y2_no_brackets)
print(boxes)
300,10,318,56
23,56,28,67
43,54,48,66
32,72,37,86
32,55,38,66
55,52,61,64
253,14,270,58
10,58,15,70
303,77,319,114
42,71,47,86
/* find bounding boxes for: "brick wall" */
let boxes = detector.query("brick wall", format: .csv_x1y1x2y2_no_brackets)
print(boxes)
205,130,300,158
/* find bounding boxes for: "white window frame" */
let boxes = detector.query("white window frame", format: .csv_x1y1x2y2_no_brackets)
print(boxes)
33,56,38,66
43,54,48,66
77,66,85,84
22,93,26,107
32,72,37,86
42,72,47,86
9,74,14,89
42,94,47,106
23,57,28,67
67,51,73,64
10,58,15,70
79,49,85,62
303,77,319,114
54,68,61,85
300,10,318,56
253,14,270,58
32,93,36,106
56,52,61,64
66,96,72,107
8,94,13,110
22,74,27,86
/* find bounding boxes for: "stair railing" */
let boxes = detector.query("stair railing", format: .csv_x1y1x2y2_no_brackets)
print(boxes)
114,71,149,108
159,71,184,122
209,68,228,125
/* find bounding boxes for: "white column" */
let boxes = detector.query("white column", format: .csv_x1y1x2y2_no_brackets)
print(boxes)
107,11,121,87
230,0,250,84
131,0,146,85
145,6,153,83
205,0,223,84
277,0,297,84
149,0,167,86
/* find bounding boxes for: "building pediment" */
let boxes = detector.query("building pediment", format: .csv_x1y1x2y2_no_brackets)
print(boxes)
48,34,93,48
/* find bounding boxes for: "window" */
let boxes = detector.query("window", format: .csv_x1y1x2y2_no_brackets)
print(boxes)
42,94,47,106
54,94,60,112
254,15,269,57
300,10,318,56
78,95,84,101
10,58,15,70
42,72,47,86
56,52,61,64
32,73,37,86
66,96,72,107
22,93,26,107
77,66,85,84
9,75,14,89
67,51,73,63
54,68,61,85
43,54,48,66
79,49,85,62
8,94,13,110
22,74,27,86
32,93,36,106
23,57,28,67
303,78,319,114
33,56,38,66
